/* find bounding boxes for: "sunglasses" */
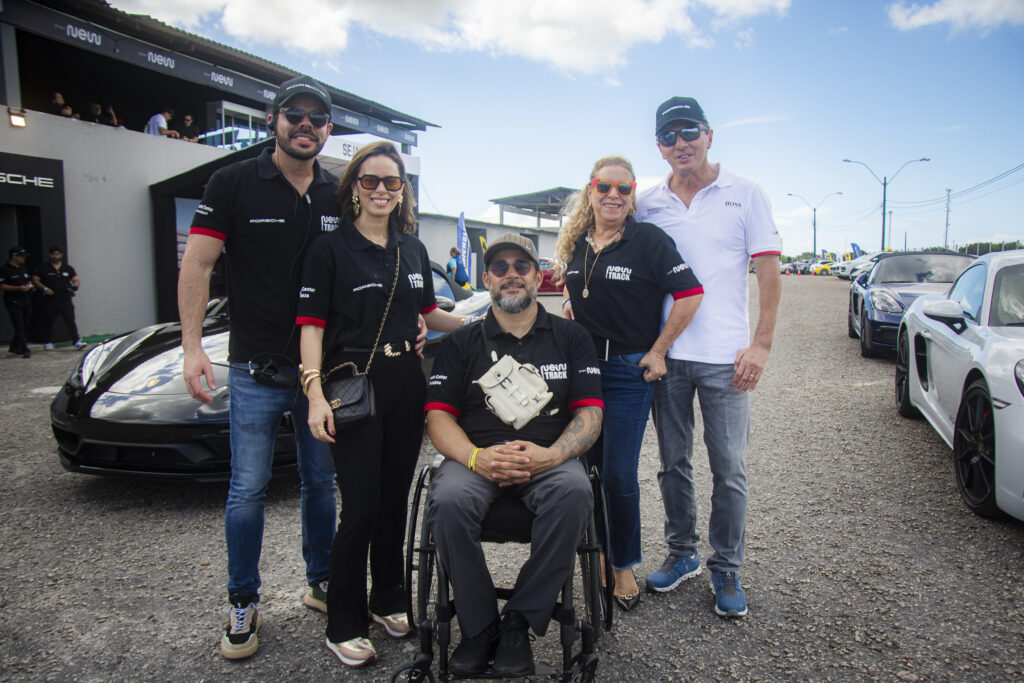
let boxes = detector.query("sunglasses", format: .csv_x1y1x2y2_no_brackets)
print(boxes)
657,126,707,147
357,174,404,192
591,178,637,196
487,258,535,277
280,107,330,128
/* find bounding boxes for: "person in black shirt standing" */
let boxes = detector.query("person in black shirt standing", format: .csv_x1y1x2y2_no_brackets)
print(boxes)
178,76,340,661
424,233,604,677
1,247,35,358
33,245,85,349
554,156,703,611
297,140,468,668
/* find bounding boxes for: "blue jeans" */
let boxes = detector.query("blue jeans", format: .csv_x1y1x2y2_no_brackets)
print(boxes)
226,365,337,600
651,359,749,573
587,353,654,570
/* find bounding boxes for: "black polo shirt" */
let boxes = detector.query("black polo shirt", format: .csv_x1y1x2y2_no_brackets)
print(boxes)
0,263,32,303
425,307,604,448
35,261,78,296
563,216,703,352
189,147,340,363
296,217,437,357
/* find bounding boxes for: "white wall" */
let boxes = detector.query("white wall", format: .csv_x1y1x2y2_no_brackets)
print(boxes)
0,113,228,336
418,212,560,267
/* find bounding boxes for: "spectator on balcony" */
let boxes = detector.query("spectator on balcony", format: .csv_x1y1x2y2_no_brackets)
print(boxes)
145,107,180,138
85,102,117,127
176,112,202,142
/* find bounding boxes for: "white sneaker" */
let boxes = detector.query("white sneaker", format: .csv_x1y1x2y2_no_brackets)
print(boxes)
325,636,376,667
43,343,54,351
73,339,86,349
372,611,411,638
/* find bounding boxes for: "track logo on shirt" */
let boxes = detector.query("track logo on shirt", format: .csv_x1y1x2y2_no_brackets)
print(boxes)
605,265,631,281
668,263,690,275
408,273,424,289
579,366,600,375
428,373,446,387
299,286,314,300
539,363,567,380
195,203,213,216
320,215,339,232
249,218,285,223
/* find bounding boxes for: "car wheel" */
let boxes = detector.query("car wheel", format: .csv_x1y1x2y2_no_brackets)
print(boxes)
848,305,857,338
894,331,919,418
859,309,877,358
953,379,1000,517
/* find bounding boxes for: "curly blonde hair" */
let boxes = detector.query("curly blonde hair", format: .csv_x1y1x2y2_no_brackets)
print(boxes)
552,156,635,279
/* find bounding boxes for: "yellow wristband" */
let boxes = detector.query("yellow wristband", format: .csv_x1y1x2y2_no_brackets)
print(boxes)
468,447,481,472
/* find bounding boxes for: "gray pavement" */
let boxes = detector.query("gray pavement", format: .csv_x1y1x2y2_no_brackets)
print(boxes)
1,276,1022,681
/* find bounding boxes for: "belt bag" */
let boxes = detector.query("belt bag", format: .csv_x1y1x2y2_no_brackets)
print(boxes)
323,371,375,429
476,354,553,430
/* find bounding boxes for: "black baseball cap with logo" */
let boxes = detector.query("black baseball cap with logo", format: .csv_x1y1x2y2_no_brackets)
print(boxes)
656,96,708,133
272,76,332,116
9,246,28,258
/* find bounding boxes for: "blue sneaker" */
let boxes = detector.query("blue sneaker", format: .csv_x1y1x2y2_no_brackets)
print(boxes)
710,571,747,617
646,553,701,593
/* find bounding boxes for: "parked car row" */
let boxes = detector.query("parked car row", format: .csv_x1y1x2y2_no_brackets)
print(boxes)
844,248,1024,523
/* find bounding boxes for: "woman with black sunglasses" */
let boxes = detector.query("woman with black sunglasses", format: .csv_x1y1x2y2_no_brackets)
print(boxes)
553,155,703,611
296,141,467,668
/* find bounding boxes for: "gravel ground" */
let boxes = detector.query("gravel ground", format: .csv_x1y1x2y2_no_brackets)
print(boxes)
1,275,1022,682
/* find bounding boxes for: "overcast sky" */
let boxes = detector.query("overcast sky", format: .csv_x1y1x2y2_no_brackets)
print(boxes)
113,0,1024,256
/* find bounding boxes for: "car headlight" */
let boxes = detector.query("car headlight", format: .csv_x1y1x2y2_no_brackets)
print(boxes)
70,343,112,390
869,289,903,314
1016,360,1024,399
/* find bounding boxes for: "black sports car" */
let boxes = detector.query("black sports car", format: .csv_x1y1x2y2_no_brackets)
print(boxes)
51,263,491,482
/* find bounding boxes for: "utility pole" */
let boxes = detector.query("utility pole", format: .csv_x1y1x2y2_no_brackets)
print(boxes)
888,211,893,249
944,188,951,249
843,157,929,251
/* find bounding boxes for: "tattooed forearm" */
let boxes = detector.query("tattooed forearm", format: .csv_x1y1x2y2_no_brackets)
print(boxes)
550,406,602,462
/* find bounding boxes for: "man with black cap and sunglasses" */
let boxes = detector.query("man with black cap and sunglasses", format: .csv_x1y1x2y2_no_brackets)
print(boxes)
178,75,340,660
424,232,604,677
636,97,782,618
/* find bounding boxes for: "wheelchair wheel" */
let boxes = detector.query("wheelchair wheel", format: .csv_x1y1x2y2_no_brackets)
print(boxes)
405,464,433,630
579,519,605,644
391,663,436,682
416,499,438,629
591,467,614,635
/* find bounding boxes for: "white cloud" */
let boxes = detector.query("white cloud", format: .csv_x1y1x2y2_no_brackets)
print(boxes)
827,26,849,35
734,28,755,49
110,0,791,75
888,0,1024,32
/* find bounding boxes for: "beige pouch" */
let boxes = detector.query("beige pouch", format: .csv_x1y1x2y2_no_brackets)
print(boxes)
476,353,554,429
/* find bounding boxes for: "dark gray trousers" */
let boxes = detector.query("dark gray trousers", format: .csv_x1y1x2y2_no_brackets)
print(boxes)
426,457,592,638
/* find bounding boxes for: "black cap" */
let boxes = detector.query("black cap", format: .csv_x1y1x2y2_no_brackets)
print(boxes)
484,232,539,266
9,246,28,257
656,97,708,133
273,76,332,116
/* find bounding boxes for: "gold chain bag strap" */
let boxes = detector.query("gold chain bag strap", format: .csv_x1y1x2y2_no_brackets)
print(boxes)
321,244,401,430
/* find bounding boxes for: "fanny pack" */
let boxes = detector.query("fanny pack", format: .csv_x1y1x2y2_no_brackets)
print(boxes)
475,345,554,430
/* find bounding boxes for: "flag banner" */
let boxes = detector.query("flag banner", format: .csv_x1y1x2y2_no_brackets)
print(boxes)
457,212,471,277
851,243,863,258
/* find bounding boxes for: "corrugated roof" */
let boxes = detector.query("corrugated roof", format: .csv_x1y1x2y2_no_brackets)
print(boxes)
36,0,438,131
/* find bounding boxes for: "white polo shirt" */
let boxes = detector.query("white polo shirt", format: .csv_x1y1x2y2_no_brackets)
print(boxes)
144,113,167,136
637,164,782,364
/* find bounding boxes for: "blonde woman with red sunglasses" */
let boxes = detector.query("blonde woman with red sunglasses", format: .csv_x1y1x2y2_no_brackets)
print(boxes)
553,156,703,611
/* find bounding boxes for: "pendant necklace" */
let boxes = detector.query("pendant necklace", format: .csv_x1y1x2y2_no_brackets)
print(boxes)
581,226,623,298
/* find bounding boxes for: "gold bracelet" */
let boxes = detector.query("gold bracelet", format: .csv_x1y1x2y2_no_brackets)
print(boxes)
301,371,321,396
468,447,481,472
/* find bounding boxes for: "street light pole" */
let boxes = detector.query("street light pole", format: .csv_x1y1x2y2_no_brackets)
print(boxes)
842,157,929,251
786,191,842,256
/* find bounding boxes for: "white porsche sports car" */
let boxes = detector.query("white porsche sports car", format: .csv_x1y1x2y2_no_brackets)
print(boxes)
894,250,1024,521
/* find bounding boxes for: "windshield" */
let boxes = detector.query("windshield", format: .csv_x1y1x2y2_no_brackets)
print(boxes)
873,254,972,284
990,263,1024,326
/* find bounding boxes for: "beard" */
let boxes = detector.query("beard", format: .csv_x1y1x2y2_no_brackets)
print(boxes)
493,280,537,313
275,127,324,161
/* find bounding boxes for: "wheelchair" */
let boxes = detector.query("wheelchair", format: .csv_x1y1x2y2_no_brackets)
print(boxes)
391,455,614,682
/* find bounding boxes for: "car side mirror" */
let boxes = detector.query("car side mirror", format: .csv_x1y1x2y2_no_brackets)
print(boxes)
923,299,966,333
855,273,868,286
436,296,456,312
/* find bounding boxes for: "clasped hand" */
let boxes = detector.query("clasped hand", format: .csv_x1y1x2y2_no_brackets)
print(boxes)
474,441,557,487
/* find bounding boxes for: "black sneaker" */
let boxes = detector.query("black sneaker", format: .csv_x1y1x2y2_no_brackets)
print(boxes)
492,611,534,676
220,595,261,660
449,617,498,675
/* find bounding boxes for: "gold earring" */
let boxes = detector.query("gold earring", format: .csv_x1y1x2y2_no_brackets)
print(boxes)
396,194,403,206
352,193,361,217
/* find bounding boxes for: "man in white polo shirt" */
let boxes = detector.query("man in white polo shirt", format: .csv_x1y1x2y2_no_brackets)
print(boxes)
636,96,781,618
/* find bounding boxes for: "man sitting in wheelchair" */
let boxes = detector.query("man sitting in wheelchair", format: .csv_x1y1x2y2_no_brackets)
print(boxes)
424,233,603,677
